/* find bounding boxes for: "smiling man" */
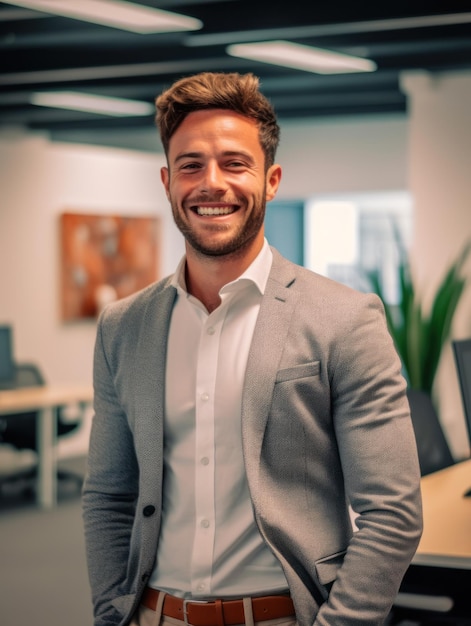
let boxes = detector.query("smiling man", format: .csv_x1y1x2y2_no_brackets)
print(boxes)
161,106,281,311
82,72,422,626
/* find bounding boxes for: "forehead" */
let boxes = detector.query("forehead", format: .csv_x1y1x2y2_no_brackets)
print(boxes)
168,109,262,157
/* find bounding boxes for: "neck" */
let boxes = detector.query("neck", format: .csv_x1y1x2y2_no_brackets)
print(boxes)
184,241,263,313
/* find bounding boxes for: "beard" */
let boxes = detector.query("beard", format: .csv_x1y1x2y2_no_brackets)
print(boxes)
170,192,267,259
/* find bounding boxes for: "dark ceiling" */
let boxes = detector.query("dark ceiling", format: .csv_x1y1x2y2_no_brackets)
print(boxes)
2,1,471,149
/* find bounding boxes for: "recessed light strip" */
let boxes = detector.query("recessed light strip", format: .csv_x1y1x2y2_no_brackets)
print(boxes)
31,91,155,117
2,0,202,33
227,41,377,74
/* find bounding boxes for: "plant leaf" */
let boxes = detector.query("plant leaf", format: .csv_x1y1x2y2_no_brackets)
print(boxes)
366,234,471,394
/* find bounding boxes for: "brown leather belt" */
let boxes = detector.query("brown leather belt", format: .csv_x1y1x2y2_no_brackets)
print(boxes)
141,587,295,626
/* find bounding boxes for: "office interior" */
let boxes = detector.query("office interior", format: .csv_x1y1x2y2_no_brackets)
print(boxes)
2,71,471,460
1,6,471,626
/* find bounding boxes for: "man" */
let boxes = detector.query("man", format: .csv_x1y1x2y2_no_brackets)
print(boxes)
82,72,422,626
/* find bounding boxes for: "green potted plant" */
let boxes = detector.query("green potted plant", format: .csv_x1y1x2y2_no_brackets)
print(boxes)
368,234,471,394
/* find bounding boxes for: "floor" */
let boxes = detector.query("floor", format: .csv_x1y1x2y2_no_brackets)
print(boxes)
0,456,93,626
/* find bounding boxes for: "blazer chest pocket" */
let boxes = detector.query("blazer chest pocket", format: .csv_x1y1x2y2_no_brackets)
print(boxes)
275,361,320,383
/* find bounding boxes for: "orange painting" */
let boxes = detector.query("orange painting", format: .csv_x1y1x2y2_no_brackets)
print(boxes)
60,212,160,321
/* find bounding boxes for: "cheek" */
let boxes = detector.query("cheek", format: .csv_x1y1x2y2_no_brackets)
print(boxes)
170,174,192,195
168,177,183,199
169,181,194,209
235,175,265,200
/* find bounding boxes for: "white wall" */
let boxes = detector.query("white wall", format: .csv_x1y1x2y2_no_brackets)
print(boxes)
276,114,408,197
0,132,183,388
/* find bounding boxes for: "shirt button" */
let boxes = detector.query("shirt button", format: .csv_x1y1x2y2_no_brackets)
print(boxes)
201,519,210,528
201,392,209,401
201,457,209,466
197,583,206,592
207,326,215,335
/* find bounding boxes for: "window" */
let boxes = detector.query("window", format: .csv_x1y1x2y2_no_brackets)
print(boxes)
305,191,412,302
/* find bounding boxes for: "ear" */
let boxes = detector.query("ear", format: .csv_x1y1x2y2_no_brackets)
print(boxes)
161,166,170,200
265,164,282,202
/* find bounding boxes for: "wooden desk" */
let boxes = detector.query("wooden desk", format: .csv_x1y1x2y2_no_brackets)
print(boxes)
0,384,93,508
415,458,471,568
395,459,471,619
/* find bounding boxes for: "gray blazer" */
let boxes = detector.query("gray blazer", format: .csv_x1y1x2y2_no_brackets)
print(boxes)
82,248,422,626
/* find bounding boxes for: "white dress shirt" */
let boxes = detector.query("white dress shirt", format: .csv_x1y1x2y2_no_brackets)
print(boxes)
149,240,288,599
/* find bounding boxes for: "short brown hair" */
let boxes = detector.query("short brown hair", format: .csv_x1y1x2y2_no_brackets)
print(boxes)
155,72,280,167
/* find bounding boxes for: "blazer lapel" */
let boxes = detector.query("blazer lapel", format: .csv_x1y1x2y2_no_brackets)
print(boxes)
242,251,299,497
135,280,177,501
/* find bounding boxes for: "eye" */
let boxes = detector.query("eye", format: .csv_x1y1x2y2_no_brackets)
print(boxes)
226,160,246,169
180,162,201,171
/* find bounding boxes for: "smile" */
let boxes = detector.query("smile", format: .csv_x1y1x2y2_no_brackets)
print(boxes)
193,205,238,216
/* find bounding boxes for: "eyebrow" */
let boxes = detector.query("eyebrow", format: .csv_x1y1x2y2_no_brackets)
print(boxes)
174,152,201,163
173,150,255,164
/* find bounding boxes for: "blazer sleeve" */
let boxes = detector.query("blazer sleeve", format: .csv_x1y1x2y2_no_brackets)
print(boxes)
82,308,140,626
315,293,423,625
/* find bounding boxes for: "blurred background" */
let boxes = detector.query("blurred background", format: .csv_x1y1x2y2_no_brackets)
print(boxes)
1,2,471,624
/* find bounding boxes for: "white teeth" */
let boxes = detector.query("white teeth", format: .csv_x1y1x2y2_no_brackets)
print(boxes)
196,206,234,216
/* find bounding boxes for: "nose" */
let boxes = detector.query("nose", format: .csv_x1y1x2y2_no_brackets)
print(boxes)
200,161,228,193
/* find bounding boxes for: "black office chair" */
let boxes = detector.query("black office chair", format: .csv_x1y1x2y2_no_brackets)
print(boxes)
406,388,455,477
0,362,83,495
452,338,471,451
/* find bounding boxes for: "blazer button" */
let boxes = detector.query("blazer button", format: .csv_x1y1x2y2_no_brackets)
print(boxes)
143,505,155,517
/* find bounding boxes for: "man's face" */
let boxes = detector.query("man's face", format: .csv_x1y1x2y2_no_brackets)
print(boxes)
161,109,281,259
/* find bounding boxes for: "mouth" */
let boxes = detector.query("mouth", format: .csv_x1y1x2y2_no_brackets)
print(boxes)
190,204,239,216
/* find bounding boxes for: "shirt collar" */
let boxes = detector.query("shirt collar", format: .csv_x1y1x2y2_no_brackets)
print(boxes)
171,238,273,297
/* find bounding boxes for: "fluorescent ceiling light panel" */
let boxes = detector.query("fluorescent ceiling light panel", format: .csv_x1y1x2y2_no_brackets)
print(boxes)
31,91,155,116
3,0,202,33
227,41,377,74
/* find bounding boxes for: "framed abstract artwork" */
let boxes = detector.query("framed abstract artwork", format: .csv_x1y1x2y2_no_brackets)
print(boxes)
60,212,160,321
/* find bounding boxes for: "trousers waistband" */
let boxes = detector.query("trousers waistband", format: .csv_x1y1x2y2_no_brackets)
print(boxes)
141,588,295,626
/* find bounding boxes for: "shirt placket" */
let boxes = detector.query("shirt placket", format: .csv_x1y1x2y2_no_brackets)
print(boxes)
190,304,226,596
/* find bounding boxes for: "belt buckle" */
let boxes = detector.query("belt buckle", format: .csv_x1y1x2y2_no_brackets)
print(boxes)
183,599,208,626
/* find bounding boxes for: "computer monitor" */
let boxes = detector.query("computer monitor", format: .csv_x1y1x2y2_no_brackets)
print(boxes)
452,338,471,450
0,324,14,388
